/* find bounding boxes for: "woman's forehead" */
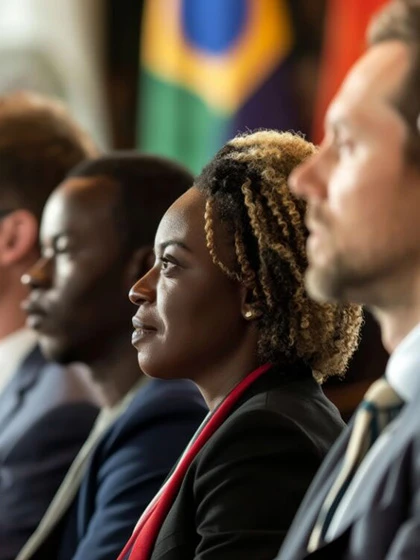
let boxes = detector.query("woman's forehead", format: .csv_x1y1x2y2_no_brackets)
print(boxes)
155,187,207,248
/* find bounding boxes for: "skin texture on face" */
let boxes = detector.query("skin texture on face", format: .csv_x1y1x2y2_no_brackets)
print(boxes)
129,187,259,409
22,177,134,364
289,41,420,310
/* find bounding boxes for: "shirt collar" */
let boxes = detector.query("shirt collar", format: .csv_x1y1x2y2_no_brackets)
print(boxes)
386,322,420,403
97,376,148,431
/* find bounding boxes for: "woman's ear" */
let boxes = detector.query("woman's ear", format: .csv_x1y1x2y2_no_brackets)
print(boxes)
240,285,262,321
0,210,38,267
124,246,155,289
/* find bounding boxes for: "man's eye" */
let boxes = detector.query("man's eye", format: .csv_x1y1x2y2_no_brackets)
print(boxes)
41,248,54,260
53,236,74,253
336,138,354,155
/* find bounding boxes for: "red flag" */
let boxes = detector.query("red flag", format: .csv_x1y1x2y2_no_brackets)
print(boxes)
312,0,387,144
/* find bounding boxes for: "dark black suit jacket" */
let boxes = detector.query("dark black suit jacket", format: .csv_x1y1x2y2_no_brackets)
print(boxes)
144,365,344,560
276,382,420,560
0,346,99,560
35,378,207,560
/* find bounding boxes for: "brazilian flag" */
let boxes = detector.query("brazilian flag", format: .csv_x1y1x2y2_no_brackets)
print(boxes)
139,0,294,174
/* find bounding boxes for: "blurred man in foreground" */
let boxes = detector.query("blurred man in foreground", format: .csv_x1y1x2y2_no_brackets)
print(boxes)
0,92,99,560
18,153,207,560
277,1,420,558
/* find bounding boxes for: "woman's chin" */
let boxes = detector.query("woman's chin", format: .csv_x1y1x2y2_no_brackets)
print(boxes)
136,357,173,380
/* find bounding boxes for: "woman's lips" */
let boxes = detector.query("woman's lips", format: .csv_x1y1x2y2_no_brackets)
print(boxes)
131,316,157,347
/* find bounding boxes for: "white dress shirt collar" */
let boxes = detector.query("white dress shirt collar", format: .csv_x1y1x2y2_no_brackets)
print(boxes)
386,321,420,403
0,328,38,396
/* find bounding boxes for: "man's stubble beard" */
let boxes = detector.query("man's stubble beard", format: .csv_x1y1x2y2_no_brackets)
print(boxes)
304,246,404,310
304,254,366,305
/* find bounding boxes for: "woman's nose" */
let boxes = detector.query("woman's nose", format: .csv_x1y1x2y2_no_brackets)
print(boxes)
129,267,157,306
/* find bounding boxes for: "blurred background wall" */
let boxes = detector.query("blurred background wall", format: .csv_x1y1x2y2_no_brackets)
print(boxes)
0,0,390,418
0,0,388,163
0,0,110,147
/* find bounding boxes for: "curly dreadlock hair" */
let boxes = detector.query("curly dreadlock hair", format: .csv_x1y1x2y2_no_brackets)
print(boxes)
195,130,363,382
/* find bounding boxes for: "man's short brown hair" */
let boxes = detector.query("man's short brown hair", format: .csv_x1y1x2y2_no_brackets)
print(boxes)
0,91,98,220
368,0,420,166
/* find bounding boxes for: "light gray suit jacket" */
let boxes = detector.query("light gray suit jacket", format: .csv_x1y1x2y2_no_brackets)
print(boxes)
276,385,420,559
0,346,99,560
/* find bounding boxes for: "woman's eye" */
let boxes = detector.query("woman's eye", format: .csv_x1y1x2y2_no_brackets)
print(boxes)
160,257,177,271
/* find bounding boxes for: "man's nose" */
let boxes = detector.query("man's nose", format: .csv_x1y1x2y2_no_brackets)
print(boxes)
289,150,328,202
21,257,52,290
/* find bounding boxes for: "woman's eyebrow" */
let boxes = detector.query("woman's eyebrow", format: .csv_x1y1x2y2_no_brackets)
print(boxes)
157,240,192,253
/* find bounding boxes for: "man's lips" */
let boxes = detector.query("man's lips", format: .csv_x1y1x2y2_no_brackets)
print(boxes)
305,216,323,233
305,217,329,243
21,299,49,330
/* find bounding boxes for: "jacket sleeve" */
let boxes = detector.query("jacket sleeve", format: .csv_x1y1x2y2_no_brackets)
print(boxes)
69,401,206,560
0,402,98,560
192,408,324,560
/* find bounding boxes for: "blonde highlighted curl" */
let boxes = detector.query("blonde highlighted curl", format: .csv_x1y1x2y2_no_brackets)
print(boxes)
196,130,363,382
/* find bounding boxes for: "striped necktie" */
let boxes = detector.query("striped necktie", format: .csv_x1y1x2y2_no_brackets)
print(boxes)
308,377,404,552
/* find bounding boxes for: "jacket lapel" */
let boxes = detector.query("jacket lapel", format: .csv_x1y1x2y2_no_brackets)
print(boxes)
296,387,420,558
303,528,351,559
314,393,419,546
0,346,42,434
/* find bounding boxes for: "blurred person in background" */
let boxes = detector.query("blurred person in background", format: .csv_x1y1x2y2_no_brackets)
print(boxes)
0,91,100,560
276,1,420,558
18,153,207,560
118,130,363,560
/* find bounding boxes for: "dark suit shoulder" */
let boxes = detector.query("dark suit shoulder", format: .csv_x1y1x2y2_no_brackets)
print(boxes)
0,349,98,560
154,367,344,560
0,346,99,457
99,379,207,454
14,346,99,408
195,373,343,481
56,380,207,560
222,366,345,458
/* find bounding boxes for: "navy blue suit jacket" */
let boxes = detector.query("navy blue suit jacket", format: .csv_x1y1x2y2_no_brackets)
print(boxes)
0,346,99,560
35,378,207,560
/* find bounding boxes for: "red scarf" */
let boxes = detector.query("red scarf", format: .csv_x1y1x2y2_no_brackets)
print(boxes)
117,363,272,560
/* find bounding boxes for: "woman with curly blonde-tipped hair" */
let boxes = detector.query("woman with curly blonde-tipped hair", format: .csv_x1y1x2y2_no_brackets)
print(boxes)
121,130,363,560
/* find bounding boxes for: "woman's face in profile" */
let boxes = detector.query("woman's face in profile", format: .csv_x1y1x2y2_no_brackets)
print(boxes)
129,187,251,382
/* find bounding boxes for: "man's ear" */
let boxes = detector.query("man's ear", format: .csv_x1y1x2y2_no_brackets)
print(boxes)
0,210,38,267
123,246,155,289
240,284,262,322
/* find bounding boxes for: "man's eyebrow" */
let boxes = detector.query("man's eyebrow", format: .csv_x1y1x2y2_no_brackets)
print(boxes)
52,232,70,241
325,99,352,129
325,115,347,135
157,240,192,252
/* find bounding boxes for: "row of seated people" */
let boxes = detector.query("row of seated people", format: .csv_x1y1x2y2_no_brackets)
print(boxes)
2,1,420,558
1,91,357,560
